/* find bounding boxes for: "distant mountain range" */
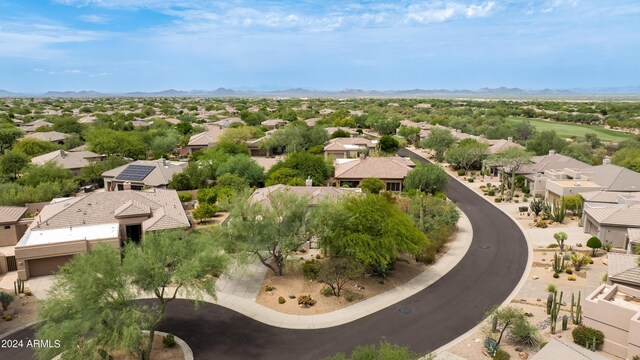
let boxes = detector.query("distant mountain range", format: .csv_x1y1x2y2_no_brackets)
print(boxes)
1,86,640,99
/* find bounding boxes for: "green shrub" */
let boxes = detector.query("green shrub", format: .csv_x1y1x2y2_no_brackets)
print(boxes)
278,296,286,304
518,206,529,212
162,333,176,348
536,220,548,228
320,286,333,297
568,276,576,281
467,177,475,183
302,260,320,280
297,294,316,307
488,189,496,196
178,192,193,202
572,326,604,349
494,197,502,203
511,319,541,347
493,349,510,360
565,268,573,274
587,236,602,256
547,243,559,248
457,169,466,176
0,291,15,311
344,291,357,302
265,285,274,292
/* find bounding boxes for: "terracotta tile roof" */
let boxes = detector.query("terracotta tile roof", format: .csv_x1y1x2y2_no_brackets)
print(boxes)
29,189,189,233
334,157,414,180
31,149,104,170
0,206,28,224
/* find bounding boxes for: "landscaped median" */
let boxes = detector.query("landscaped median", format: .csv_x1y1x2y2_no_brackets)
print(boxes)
140,209,473,329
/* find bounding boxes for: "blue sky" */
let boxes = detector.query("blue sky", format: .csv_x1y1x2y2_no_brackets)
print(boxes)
0,0,638,93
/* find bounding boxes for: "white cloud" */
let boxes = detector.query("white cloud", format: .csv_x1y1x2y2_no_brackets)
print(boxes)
78,14,110,24
406,1,497,24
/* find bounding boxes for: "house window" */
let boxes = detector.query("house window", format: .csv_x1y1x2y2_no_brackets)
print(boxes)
386,182,401,192
125,224,143,245
3,225,10,230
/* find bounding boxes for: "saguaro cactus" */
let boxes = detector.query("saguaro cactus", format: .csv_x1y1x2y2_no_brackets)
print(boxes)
562,315,568,331
550,290,563,334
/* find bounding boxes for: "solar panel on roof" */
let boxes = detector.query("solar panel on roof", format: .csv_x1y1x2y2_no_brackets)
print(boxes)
115,165,155,181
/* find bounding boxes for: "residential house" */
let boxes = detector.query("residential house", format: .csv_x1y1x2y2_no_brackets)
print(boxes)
607,253,640,290
185,125,226,154
14,189,190,279
249,183,362,207
324,137,377,158
212,117,244,128
487,137,524,154
25,131,68,145
324,126,359,137
584,283,640,359
0,206,29,247
20,119,53,133
246,130,278,156
513,150,593,198
304,117,322,127
583,202,640,249
330,156,415,191
102,159,188,191
545,158,640,202
78,115,96,124
399,119,420,128
261,119,288,130
31,149,106,176
252,156,282,172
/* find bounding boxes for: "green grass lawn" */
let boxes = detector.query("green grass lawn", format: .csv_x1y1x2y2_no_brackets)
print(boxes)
506,117,633,142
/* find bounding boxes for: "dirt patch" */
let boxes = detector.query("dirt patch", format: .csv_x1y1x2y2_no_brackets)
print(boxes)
110,334,184,360
0,288,40,336
255,254,427,315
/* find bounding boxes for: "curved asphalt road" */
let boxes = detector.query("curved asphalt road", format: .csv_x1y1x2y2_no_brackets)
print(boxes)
1,149,528,360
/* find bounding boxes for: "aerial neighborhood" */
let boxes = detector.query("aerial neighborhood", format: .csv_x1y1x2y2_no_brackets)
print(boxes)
0,96,639,360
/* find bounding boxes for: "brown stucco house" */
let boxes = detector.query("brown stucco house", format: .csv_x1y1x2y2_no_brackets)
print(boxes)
0,206,29,247
102,159,188,191
24,131,68,144
330,156,415,191
323,137,376,158
14,189,190,279
31,149,106,176
185,125,226,154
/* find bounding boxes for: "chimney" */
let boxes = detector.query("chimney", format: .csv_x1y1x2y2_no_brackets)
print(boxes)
603,156,611,165
160,157,167,167
123,181,132,190
549,149,556,156
507,137,513,142
305,176,313,187
60,149,66,157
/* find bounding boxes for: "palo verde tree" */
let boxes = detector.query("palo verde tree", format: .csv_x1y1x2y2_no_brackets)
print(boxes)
36,230,228,360
222,189,312,276
488,147,532,197
419,128,456,162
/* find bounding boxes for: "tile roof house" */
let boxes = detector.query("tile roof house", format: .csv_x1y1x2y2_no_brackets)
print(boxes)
20,119,53,133
324,137,377,158
212,117,244,128
583,203,640,249
185,125,226,154
607,253,640,290
588,163,640,192
31,149,106,175
331,156,415,192
304,117,322,127
249,184,362,207
324,127,359,137
261,119,288,130
102,159,188,191
487,137,525,154
24,131,68,144
14,189,190,279
0,206,29,247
